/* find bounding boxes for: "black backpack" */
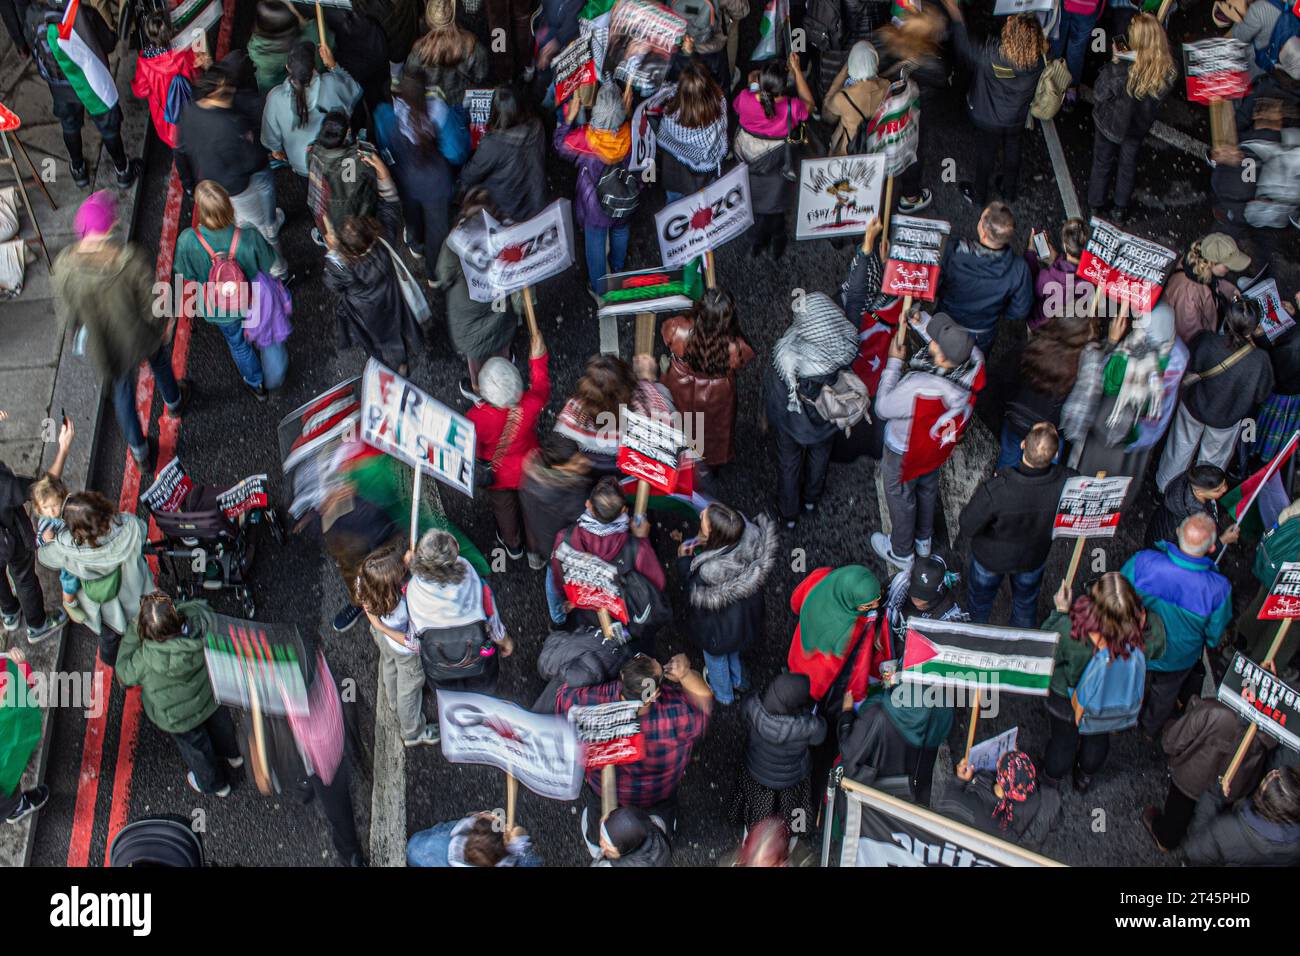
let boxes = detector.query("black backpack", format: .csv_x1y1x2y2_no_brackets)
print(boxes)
611,538,673,637
417,620,490,683
596,164,641,221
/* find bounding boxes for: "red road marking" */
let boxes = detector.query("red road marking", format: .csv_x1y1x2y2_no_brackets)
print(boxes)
67,0,235,865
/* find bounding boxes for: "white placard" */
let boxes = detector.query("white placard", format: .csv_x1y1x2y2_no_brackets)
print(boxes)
795,154,888,240
654,163,754,268
451,199,576,303
968,726,1019,773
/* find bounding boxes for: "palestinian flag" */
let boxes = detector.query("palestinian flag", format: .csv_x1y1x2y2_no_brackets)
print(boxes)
597,260,704,318
49,2,118,116
900,618,1058,696
618,473,714,519
0,655,42,798
751,0,788,61
1222,431,1298,538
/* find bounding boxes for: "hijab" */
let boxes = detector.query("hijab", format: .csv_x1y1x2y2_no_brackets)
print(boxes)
797,565,881,658
762,673,812,715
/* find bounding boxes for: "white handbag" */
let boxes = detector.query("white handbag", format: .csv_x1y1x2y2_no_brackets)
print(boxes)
380,238,432,328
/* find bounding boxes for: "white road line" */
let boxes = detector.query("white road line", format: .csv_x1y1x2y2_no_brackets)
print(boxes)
1039,118,1083,220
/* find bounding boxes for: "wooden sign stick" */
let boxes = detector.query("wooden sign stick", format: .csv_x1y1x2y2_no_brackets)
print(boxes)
963,690,982,763
880,174,895,246
505,771,518,831
704,250,717,289
315,0,327,49
1220,618,1293,796
521,285,540,339
596,608,617,641
1063,471,1109,592
601,765,618,817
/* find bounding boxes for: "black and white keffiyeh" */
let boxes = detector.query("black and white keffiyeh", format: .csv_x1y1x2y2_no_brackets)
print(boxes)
772,292,860,412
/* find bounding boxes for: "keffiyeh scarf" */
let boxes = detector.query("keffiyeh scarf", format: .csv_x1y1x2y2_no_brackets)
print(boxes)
772,293,859,412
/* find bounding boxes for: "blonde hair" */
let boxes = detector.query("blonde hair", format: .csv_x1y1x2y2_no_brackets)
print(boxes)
194,180,235,231
1000,13,1047,72
30,474,68,513
1125,13,1176,100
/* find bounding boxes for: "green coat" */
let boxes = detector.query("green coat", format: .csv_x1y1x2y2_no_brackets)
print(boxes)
116,600,220,734
247,21,332,92
173,224,278,323
1043,607,1167,700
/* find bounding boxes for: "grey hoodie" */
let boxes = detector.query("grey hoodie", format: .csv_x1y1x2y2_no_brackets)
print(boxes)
37,514,156,636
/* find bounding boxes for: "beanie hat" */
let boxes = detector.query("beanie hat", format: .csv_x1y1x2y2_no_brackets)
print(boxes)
590,83,627,132
74,190,117,239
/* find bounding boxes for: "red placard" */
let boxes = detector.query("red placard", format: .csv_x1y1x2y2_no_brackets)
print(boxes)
0,101,19,132
617,409,686,494
1184,38,1252,104
553,34,598,104
570,701,646,768
882,215,949,301
583,734,646,767
556,542,629,623
616,445,681,493
882,256,941,300
1260,562,1300,620
1077,219,1177,314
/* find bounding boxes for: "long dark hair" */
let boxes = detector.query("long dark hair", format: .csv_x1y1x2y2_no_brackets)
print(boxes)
487,84,528,132
756,61,786,120
683,288,745,378
62,491,118,548
395,71,439,150
1069,572,1146,660
573,354,635,420
287,41,317,129
1020,318,1096,398
1224,298,1260,347
664,61,722,129
700,503,744,553
336,215,380,263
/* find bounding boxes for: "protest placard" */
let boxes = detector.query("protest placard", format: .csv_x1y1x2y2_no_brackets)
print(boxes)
463,88,494,150
451,199,576,303
1260,562,1300,620
629,87,671,173
204,615,310,717
360,359,476,496
1183,38,1252,103
862,79,919,177
553,33,598,103
1076,218,1178,313
617,409,688,494
1244,279,1296,342
1218,652,1300,752
555,540,629,623
596,264,699,317
795,155,888,240
968,726,1019,773
655,163,754,267
882,215,950,301
142,457,195,514
277,378,361,518
569,700,646,768
604,0,687,94
993,0,1053,12
437,690,584,800
1052,475,1132,538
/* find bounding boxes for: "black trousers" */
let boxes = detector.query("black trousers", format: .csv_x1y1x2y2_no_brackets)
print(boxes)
0,0,27,53
1151,781,1198,849
48,85,127,170
309,760,362,862
1139,663,1204,737
973,125,1023,204
172,707,240,794
1087,127,1143,211
1044,698,1110,780
750,211,787,255
0,545,47,630
772,425,833,521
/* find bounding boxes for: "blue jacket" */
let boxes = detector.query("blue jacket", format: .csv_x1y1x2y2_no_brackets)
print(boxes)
1122,542,1232,674
407,817,544,867
936,239,1034,336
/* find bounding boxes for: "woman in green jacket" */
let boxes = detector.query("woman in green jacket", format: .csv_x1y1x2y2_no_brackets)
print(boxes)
117,593,242,797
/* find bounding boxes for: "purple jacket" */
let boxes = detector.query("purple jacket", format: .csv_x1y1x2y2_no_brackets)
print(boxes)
553,122,627,231
1026,253,1093,329
244,271,293,348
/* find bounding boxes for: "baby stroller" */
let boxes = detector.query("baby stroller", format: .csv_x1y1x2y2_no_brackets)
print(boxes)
144,471,284,619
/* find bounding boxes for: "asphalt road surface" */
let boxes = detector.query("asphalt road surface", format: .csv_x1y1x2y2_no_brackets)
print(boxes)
30,3,1299,868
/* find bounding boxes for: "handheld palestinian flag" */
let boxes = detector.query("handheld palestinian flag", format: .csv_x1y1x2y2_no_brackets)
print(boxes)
0,655,42,798
751,0,789,61
1221,430,1298,539
596,260,704,318
49,1,119,116
618,472,714,519
900,618,1058,696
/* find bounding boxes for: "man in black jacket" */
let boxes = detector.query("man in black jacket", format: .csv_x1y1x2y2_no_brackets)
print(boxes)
958,422,1074,628
1146,464,1240,553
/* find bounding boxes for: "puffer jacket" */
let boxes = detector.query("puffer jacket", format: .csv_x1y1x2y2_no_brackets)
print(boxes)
591,824,673,867
676,515,778,656
1184,791,1300,866
741,693,826,790
458,119,549,223
116,600,220,734
1092,58,1170,145
660,315,755,466
518,451,595,558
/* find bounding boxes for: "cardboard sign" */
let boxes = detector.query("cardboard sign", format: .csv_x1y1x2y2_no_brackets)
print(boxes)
277,378,362,518
993,0,1053,12
617,409,688,493
596,264,698,316
0,101,20,132
795,155,888,241
569,700,646,768
555,540,628,623
1076,218,1178,313
360,359,476,495
629,87,671,173
1183,38,1252,103
1218,653,1300,752
451,199,576,303
1052,475,1133,538
882,215,950,301
437,690,584,800
968,726,1018,773
205,615,310,717
463,88,494,151
655,163,754,267
605,0,687,95
554,33,599,103
215,475,269,520
142,457,196,514
863,79,919,177
1244,279,1295,342
1260,562,1300,620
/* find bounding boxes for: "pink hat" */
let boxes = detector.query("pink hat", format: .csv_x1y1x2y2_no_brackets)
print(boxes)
74,190,118,239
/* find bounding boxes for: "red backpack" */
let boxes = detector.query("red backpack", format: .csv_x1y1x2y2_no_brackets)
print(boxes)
195,228,247,314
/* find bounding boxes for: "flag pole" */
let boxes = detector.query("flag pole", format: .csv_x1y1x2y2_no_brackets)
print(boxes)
1221,618,1292,795
410,466,422,551
1217,430,1300,567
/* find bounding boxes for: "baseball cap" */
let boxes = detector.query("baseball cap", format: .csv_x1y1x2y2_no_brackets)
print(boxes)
926,312,974,365
1200,233,1251,272
909,556,948,605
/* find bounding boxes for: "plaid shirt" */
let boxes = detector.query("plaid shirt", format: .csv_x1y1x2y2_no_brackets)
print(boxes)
556,681,708,806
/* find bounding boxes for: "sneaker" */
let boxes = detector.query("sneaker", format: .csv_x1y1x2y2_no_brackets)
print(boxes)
914,538,932,558
27,609,68,644
527,552,547,571
244,381,269,403
897,189,933,215
495,533,524,561
4,784,50,824
785,519,796,530
333,603,363,632
403,723,441,747
70,162,90,189
1140,806,1170,853
164,379,192,419
1,611,19,633
186,771,231,797
458,378,482,404
870,532,913,572
114,159,141,190
227,756,245,769
1072,766,1092,793
130,437,157,474
958,181,978,206
803,502,816,514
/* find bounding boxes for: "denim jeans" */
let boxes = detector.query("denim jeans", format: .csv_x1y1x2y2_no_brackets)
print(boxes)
996,420,1023,471
111,342,182,458
229,169,287,275
1051,9,1098,85
258,341,289,390
965,554,1046,630
583,223,629,293
703,650,745,704
216,320,265,388
544,566,567,625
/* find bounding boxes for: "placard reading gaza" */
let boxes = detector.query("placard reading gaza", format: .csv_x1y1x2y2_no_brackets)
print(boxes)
453,199,576,303
360,359,477,495
1052,475,1132,538
569,700,646,768
1260,562,1300,620
882,215,950,300
1076,218,1177,313
617,409,687,493
655,163,754,267
555,540,629,622
1218,652,1300,752
795,155,887,240
1183,38,1252,103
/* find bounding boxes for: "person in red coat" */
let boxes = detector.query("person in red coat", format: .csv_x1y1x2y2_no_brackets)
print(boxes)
786,565,889,709
131,13,203,149
467,320,549,562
